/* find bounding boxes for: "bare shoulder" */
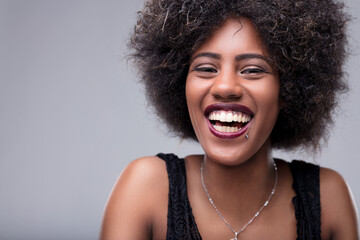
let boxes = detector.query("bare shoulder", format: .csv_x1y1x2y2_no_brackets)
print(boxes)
100,156,168,240
117,156,168,186
320,167,359,240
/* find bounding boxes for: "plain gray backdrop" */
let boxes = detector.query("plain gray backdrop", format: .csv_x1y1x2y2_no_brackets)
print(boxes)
0,0,359,239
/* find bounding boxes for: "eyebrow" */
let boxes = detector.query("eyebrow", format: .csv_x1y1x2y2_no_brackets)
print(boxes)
191,52,221,61
235,53,269,63
191,52,269,63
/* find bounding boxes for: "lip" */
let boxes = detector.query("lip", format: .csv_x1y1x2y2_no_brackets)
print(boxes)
204,103,254,117
204,103,254,139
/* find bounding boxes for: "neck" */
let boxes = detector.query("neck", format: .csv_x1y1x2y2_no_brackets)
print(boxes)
201,140,276,211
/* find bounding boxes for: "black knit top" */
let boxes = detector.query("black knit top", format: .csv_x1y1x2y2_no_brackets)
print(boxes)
157,153,321,240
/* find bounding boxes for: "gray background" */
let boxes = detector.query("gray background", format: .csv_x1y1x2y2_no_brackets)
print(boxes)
0,0,359,239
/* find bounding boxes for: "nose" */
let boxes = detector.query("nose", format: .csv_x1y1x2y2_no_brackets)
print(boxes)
210,70,243,100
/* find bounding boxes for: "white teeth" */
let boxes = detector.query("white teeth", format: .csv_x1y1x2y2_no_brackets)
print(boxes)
208,110,251,123
233,114,238,122
220,112,226,122
214,125,240,133
242,115,246,122
226,112,232,122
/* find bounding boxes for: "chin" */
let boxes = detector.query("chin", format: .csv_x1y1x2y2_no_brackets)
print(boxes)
200,135,272,166
202,146,251,166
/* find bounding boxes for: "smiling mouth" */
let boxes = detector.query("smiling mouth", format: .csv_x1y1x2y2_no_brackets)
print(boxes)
208,110,251,133
204,103,253,138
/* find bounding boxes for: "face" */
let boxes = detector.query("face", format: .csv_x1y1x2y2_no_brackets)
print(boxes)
186,18,281,165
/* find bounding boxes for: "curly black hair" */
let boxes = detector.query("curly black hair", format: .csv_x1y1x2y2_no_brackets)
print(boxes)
129,0,349,151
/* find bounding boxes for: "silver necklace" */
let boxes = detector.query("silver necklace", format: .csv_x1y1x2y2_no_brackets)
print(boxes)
200,159,278,240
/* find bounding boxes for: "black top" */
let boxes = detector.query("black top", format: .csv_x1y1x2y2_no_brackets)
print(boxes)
157,153,321,240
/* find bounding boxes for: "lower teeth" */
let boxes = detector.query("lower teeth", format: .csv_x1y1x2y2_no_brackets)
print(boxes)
213,125,240,133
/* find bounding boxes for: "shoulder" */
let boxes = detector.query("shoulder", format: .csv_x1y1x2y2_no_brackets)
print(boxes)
119,156,168,184
319,167,359,240
110,156,168,202
100,156,169,240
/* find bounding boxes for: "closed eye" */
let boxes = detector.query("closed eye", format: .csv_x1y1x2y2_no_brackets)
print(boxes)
194,67,218,73
241,68,266,74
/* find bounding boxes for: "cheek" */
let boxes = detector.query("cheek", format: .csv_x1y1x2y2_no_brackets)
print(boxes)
256,77,280,105
185,76,205,112
185,77,202,142
185,77,198,123
262,89,280,110
185,78,193,110
250,78,281,122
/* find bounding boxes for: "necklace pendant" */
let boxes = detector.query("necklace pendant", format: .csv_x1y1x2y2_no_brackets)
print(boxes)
230,232,238,240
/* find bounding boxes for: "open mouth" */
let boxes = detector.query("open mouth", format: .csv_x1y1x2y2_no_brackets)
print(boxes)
204,103,253,139
208,110,251,133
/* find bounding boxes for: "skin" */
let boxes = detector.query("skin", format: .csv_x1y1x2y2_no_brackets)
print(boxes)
100,18,358,240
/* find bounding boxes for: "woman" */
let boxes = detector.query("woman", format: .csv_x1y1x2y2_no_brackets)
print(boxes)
101,0,358,239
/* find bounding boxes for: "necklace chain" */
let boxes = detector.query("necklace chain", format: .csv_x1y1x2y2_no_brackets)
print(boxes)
200,160,278,240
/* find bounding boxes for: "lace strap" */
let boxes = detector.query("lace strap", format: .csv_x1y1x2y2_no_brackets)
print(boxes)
290,160,321,240
157,153,202,240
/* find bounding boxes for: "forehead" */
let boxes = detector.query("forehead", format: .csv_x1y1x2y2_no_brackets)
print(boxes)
192,17,268,58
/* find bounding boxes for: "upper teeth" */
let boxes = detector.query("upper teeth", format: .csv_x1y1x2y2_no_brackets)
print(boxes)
208,110,251,123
